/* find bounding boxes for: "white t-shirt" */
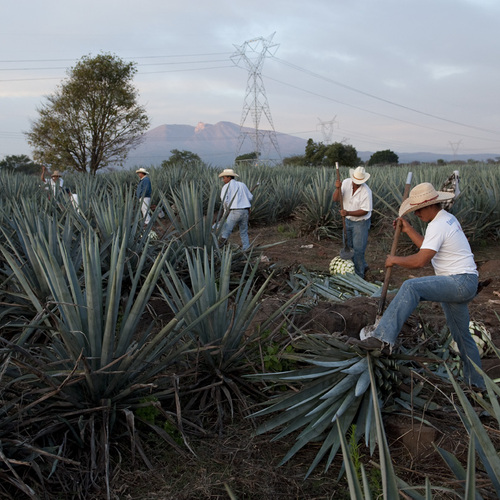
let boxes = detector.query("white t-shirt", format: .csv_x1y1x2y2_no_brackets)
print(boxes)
421,210,478,276
44,177,64,194
341,178,372,221
221,179,253,210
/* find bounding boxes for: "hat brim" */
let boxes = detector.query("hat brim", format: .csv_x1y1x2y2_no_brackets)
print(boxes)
399,192,455,217
218,172,238,178
349,169,370,184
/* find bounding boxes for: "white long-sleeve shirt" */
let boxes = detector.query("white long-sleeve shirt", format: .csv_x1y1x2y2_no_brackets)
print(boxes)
221,179,253,210
341,178,372,221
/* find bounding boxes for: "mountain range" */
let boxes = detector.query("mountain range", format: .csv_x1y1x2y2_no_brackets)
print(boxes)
124,121,305,168
123,121,499,168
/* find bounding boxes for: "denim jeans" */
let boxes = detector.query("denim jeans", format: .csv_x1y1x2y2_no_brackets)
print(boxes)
373,273,483,388
345,218,370,277
141,197,151,224
221,209,250,250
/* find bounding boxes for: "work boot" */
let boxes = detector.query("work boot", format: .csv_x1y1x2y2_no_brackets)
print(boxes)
476,278,492,295
347,336,386,351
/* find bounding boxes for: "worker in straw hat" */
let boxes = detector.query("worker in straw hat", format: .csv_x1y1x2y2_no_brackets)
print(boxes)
41,165,64,195
348,182,485,390
333,166,373,278
135,168,152,225
218,168,253,251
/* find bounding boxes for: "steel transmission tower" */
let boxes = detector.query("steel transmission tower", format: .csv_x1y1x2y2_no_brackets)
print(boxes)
231,33,281,165
449,140,462,161
317,116,338,144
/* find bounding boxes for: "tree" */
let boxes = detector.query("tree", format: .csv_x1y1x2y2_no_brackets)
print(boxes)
304,139,360,167
324,142,360,167
26,53,150,175
235,151,260,166
161,149,204,168
0,154,40,175
367,149,399,166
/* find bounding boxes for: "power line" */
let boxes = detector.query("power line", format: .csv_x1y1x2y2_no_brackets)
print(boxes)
0,52,233,64
271,56,499,137
263,74,500,146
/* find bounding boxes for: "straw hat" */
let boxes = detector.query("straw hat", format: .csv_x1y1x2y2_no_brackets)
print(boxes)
218,168,239,178
349,166,370,185
135,168,149,175
399,182,455,217
51,170,62,178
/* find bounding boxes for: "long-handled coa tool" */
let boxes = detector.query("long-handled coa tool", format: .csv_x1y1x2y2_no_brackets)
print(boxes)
335,162,354,260
360,171,413,338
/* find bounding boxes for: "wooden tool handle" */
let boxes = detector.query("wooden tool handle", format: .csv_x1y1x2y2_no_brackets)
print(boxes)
377,172,413,316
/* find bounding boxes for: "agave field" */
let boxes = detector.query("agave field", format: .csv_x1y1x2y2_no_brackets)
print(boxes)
1,163,500,499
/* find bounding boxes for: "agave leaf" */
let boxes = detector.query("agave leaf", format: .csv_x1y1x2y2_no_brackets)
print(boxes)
300,358,360,369
322,398,364,474
253,377,337,419
302,422,340,475
337,419,365,499
256,400,320,436
468,362,500,424
464,434,478,500
341,356,369,375
435,445,467,482
445,366,500,496
360,465,374,500
368,355,399,499
320,373,358,400
332,388,359,423
355,370,371,397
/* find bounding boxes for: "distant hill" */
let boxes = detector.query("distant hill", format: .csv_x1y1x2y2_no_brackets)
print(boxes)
122,121,500,168
124,121,307,168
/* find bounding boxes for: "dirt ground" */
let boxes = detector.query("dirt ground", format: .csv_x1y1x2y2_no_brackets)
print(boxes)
125,219,500,499
246,220,500,377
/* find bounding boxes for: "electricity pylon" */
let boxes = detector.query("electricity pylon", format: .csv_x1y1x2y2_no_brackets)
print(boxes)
231,33,281,165
317,116,338,144
449,140,462,161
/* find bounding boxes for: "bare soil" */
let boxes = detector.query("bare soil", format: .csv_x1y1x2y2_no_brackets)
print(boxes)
123,220,500,499
250,221,500,378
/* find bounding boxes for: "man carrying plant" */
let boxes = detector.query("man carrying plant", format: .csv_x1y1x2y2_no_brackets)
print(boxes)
348,182,485,390
218,168,253,251
136,168,152,225
333,166,372,278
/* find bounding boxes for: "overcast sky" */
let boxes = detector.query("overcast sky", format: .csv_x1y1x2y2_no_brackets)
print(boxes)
2,0,499,161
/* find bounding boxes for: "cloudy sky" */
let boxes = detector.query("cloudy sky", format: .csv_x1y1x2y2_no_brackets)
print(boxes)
2,0,499,161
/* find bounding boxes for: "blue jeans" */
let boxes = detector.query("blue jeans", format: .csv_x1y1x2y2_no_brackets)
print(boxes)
373,273,483,388
345,218,370,277
221,209,250,250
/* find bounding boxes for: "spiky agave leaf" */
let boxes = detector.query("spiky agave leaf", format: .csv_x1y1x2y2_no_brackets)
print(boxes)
0,224,231,495
288,266,381,302
159,245,288,430
444,366,500,497
293,169,339,240
159,181,220,250
249,334,404,478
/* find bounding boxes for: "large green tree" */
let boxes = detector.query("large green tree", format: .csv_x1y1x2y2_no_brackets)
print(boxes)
26,53,150,175
367,149,399,166
304,139,360,167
